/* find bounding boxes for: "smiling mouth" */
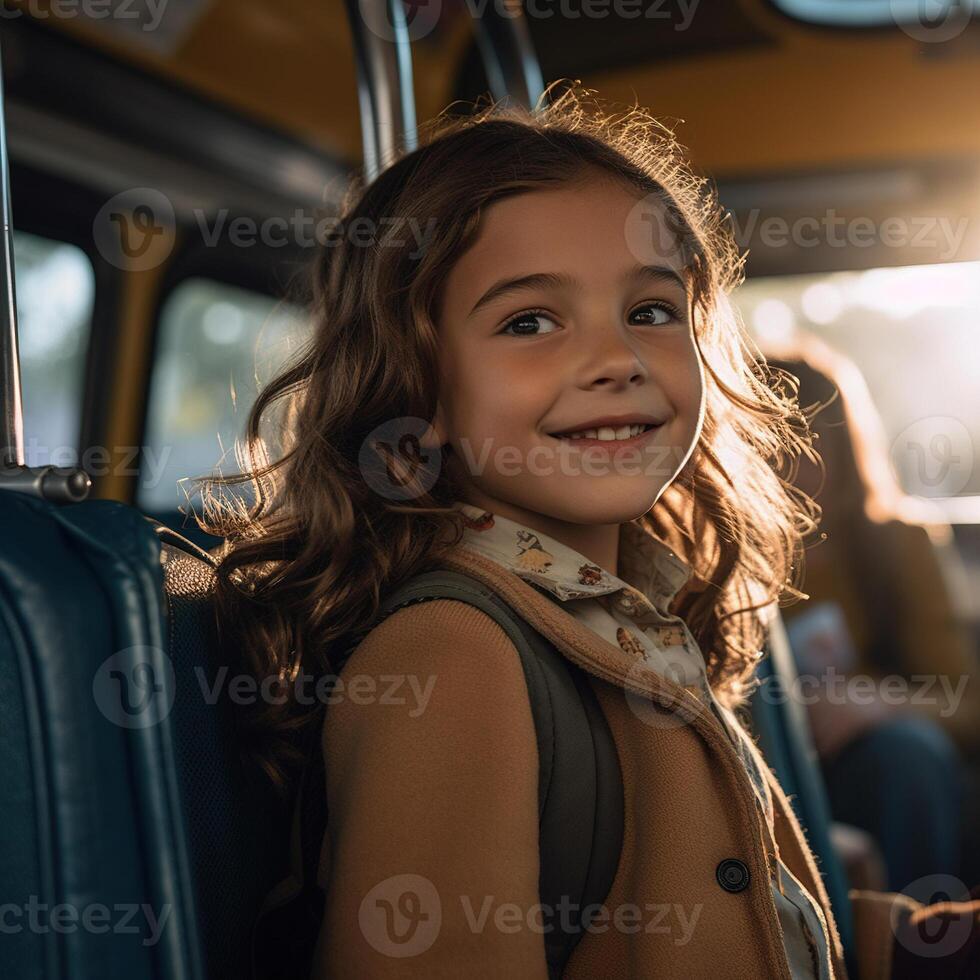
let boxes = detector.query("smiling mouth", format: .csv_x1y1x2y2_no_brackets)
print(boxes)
550,422,660,444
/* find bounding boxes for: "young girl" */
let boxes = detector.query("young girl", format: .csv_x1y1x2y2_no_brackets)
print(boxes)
203,87,979,979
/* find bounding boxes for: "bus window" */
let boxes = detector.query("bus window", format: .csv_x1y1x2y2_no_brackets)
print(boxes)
735,261,980,513
14,231,94,465
140,278,309,515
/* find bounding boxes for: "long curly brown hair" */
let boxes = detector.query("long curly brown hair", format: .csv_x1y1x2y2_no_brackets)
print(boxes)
197,84,823,790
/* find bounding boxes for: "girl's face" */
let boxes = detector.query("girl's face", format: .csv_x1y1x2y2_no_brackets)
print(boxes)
430,175,705,529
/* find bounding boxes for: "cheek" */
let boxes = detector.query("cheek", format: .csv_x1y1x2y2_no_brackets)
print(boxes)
440,363,508,447
664,343,705,417
449,349,544,435
660,346,705,462
457,381,533,445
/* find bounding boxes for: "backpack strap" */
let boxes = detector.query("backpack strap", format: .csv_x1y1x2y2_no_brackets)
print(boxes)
259,569,624,980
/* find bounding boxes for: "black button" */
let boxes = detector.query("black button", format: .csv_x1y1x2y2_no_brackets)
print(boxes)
716,858,750,893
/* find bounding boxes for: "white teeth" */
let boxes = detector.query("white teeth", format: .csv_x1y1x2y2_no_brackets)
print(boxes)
560,424,650,441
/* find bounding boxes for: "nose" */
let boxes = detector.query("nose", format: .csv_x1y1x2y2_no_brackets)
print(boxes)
581,325,648,390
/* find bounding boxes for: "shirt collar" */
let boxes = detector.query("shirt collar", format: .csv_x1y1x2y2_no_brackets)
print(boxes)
450,501,693,616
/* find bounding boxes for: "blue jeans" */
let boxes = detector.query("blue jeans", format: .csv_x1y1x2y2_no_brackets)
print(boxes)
820,714,965,903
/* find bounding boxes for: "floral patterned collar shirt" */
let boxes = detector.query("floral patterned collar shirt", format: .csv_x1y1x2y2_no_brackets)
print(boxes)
452,501,835,980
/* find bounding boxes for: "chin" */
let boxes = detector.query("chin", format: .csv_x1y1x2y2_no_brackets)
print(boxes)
541,480,669,525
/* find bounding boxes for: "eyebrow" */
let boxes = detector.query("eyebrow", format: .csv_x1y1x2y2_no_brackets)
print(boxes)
468,264,688,317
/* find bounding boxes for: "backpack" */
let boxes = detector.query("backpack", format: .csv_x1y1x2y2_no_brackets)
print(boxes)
252,569,624,980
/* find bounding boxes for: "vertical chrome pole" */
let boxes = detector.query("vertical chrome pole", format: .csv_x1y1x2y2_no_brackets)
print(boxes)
343,0,418,182
0,37,89,500
0,37,23,467
471,0,545,110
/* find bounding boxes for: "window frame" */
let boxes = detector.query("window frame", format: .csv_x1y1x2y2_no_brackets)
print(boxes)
9,162,120,461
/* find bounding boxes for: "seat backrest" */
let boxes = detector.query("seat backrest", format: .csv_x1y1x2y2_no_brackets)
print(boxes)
0,492,204,980
0,492,285,980
155,524,288,980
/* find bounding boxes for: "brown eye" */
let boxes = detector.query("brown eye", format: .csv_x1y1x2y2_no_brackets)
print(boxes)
629,303,678,326
501,311,559,336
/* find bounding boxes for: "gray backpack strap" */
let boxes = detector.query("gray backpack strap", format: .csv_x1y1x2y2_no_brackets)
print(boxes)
374,569,624,979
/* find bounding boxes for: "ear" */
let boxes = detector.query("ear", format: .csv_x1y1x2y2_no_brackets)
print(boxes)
419,401,447,451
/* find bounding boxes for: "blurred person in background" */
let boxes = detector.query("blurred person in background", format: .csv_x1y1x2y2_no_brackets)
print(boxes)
763,334,980,903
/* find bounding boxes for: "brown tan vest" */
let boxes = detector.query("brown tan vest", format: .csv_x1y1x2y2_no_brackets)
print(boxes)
440,546,851,980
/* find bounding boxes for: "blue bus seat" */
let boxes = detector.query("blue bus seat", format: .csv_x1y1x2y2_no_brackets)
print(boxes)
152,519,289,978
0,491,285,980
